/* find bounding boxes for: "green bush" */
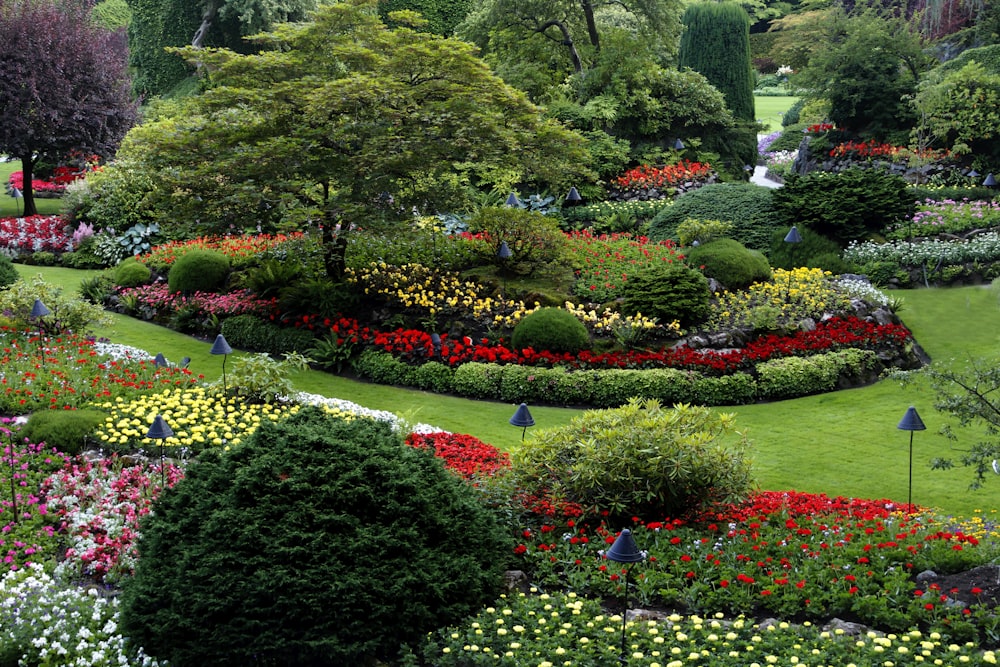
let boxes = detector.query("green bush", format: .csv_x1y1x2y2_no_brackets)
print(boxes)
0,255,18,289
19,409,107,455
676,218,734,246
771,168,915,247
352,349,414,386
278,278,359,322
767,226,852,273
451,362,504,400
466,207,567,272
756,349,878,400
240,258,305,300
767,123,807,152
782,100,805,127
621,262,711,329
113,257,152,288
589,368,696,408
0,275,113,334
24,252,58,267
219,315,316,357
511,399,753,521
648,183,781,251
511,307,590,354
690,372,758,405
167,249,230,294
120,408,511,665
411,361,455,394
685,238,772,290
909,185,997,203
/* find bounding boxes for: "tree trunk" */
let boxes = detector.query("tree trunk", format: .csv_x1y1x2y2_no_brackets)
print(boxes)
192,0,221,48
538,20,584,73
321,220,348,280
18,154,37,218
580,0,601,52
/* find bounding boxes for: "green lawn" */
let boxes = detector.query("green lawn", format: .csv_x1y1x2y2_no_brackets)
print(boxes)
21,263,1000,518
0,159,68,217
755,95,799,133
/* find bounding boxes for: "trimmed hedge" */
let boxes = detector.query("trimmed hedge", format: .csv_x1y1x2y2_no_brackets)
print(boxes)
219,315,316,357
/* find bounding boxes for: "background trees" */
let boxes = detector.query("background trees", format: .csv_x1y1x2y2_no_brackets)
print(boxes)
115,0,591,277
0,0,136,217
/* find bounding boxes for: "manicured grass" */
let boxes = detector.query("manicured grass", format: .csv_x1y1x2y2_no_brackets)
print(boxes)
755,95,799,133
0,159,66,217
16,267,1000,519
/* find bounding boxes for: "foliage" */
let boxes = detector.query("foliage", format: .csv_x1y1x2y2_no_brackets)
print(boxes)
0,254,17,289
510,399,752,520
621,261,710,329
757,348,879,400
510,307,591,354
220,314,316,357
465,207,567,271
0,274,113,334
240,257,305,299
685,238,772,291
119,0,591,278
559,200,671,233
887,198,1000,240
113,257,152,288
119,408,512,665
567,230,686,303
648,183,781,251
679,2,755,123
676,218,734,247
379,0,471,35
0,0,136,217
782,98,805,126
19,408,107,455
222,352,310,404
167,249,231,294
92,0,131,29
795,4,929,140
912,61,1000,162
936,44,1000,77
771,168,915,246
768,225,852,273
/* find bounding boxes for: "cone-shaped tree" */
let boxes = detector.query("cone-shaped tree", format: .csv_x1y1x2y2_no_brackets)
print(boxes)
0,0,136,216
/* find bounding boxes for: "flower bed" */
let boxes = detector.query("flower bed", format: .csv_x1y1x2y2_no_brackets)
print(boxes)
0,215,72,253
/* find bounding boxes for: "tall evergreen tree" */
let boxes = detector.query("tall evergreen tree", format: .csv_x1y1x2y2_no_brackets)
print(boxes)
678,1,755,123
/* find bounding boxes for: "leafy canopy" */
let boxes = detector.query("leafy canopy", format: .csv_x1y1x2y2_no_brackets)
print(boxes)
118,0,591,276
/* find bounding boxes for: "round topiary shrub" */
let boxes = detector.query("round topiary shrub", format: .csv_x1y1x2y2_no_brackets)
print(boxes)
119,408,511,666
113,257,152,288
0,254,19,289
685,238,772,290
19,409,107,455
511,307,590,353
166,249,230,294
511,398,753,522
649,183,782,251
621,262,711,329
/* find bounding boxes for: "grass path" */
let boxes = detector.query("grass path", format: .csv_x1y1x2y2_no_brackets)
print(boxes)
17,267,1000,519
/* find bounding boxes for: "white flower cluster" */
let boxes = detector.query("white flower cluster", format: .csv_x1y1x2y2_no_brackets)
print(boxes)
834,277,893,307
845,231,1000,267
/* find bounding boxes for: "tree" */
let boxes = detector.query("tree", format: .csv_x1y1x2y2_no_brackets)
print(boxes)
679,1,755,123
126,0,322,97
0,0,137,217
911,61,1000,162
117,0,591,278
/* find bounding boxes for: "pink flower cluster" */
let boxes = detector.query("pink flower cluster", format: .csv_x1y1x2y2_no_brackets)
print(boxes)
118,283,278,319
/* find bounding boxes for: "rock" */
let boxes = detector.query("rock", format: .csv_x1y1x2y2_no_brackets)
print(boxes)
798,317,816,332
504,570,532,594
822,618,871,636
915,569,939,582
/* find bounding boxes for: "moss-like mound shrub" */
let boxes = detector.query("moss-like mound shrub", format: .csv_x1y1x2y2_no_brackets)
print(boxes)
511,307,590,354
120,408,511,665
113,257,152,288
167,249,230,294
19,409,107,455
768,226,852,273
0,255,18,289
621,262,711,329
771,168,914,247
511,398,753,521
685,238,772,290
649,183,781,251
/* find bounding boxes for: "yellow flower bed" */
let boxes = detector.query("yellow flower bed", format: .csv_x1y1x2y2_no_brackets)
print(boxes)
93,387,356,451
709,267,852,331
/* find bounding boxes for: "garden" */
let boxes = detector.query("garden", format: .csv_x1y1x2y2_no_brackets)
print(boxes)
3,0,1000,665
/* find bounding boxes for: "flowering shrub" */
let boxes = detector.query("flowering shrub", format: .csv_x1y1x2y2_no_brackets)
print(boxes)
611,160,714,193
887,198,1000,240
117,283,277,320
830,140,949,162
7,164,92,195
805,122,837,134
566,230,687,302
708,268,851,332
137,232,308,269
0,330,201,413
0,215,72,253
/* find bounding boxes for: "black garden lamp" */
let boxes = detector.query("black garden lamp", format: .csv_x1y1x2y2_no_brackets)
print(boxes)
430,333,442,359
497,241,512,298
10,187,21,217
154,352,168,368
505,192,521,208
673,138,685,151
984,173,997,188
30,299,50,363
605,528,646,665
210,333,234,399
897,406,926,514
968,169,979,181
782,226,802,300
564,187,583,206
146,414,175,489
509,402,534,441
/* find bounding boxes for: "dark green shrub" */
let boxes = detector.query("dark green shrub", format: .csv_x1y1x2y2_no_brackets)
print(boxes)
78,273,116,306
113,258,152,288
511,399,753,521
511,307,590,354
767,123,807,152
240,258,305,300
782,100,805,127
167,249,230,294
690,372,758,405
411,361,455,394
909,185,997,203
25,251,58,266
767,226,852,273
220,315,315,356
20,409,107,455
649,183,781,251
466,207,567,273
452,362,504,400
679,2,754,122
771,168,915,247
120,408,511,665
589,368,696,408
621,262,711,329
756,349,878,400
278,278,359,322
0,255,18,288
685,238,772,290
352,349,414,386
